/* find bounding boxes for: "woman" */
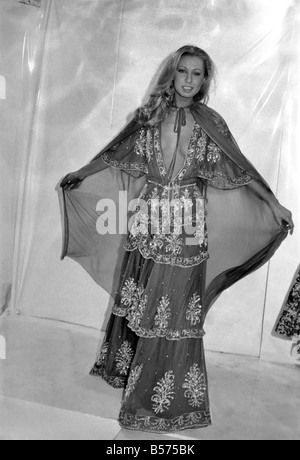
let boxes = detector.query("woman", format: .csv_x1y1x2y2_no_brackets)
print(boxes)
60,45,294,433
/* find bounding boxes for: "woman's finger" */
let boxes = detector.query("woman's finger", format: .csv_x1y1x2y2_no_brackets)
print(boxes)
62,181,71,190
283,219,294,235
65,179,82,191
62,180,74,190
284,211,294,234
60,175,71,188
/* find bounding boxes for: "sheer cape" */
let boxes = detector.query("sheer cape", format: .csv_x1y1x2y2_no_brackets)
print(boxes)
60,102,287,312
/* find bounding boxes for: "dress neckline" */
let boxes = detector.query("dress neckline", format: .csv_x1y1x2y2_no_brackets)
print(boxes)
156,121,198,183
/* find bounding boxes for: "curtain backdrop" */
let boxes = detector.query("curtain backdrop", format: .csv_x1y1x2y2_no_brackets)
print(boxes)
0,0,299,363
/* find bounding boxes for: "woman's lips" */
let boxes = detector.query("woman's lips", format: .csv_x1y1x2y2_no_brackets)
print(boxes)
182,86,194,93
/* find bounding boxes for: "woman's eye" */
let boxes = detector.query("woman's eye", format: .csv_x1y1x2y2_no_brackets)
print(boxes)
178,69,186,73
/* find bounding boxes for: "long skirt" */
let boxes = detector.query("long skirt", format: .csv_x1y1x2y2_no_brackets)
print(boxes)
90,248,212,433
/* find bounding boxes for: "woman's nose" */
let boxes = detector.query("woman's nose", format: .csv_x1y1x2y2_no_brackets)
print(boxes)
185,73,192,83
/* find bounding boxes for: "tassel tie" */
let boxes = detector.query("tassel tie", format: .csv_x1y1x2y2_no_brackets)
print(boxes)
166,107,187,182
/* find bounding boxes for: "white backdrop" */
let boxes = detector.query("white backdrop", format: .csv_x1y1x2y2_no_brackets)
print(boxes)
0,0,299,363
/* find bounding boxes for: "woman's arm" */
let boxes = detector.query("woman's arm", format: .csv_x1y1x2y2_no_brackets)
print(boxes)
247,180,294,234
60,157,110,190
78,157,110,177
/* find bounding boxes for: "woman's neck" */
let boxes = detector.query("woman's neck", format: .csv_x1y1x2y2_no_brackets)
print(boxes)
173,93,194,108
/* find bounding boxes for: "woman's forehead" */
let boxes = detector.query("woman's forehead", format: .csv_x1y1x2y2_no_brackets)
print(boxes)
178,55,204,69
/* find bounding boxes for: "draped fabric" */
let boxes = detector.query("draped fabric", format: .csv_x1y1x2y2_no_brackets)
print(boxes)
61,103,288,432
1,0,299,367
61,103,287,312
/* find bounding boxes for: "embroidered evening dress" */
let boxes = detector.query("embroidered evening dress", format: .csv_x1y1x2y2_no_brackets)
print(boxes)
61,103,288,433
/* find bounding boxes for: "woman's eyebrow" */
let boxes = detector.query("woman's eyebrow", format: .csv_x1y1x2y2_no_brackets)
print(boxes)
178,67,202,72
178,65,202,70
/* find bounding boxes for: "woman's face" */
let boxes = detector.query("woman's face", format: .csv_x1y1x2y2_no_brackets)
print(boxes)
174,55,206,101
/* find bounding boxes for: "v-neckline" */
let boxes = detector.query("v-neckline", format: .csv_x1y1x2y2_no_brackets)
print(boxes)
157,121,197,182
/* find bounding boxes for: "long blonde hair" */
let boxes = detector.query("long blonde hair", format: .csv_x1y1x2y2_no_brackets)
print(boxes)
135,45,216,126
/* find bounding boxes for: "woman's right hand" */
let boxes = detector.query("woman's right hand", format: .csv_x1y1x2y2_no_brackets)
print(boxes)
60,170,86,190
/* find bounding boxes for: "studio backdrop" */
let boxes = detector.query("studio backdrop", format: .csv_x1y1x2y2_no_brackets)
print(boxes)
0,0,299,363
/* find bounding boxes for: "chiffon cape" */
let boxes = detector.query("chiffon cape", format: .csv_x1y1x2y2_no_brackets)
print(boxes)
60,102,287,313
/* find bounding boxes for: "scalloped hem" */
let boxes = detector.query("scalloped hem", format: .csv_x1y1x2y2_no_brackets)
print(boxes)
123,242,209,268
197,171,253,190
118,409,212,433
111,307,205,341
101,152,148,178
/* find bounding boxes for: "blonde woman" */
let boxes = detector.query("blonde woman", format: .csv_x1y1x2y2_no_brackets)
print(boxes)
60,45,293,433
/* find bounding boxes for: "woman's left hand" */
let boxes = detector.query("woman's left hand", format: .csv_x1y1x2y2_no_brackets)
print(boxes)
272,202,294,235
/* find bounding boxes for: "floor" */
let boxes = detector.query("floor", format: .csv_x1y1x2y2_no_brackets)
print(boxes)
0,315,299,440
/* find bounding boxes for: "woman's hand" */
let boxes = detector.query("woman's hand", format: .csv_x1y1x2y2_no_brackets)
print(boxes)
60,170,86,191
272,202,294,235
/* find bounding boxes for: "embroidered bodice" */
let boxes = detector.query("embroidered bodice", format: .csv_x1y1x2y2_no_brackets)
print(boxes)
101,121,252,268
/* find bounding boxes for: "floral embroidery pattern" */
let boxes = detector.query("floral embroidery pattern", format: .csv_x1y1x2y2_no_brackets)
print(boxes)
115,341,134,375
179,187,194,231
125,233,209,268
197,170,253,189
123,365,143,402
118,277,148,328
194,130,207,163
151,371,176,414
182,364,207,408
90,341,126,388
275,271,300,337
154,296,172,332
124,168,209,266
207,142,221,163
186,293,202,326
180,187,193,208
134,127,154,162
93,342,109,369
115,279,205,340
127,295,148,330
121,278,140,307
193,197,207,246
134,128,146,157
165,234,184,255
101,153,148,177
149,186,160,202
119,408,212,432
149,235,165,251
129,208,149,238
115,292,205,340
129,326,205,340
